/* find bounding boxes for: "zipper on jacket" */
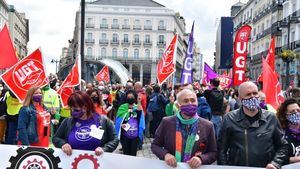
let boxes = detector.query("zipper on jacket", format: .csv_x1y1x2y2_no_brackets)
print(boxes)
244,129,249,166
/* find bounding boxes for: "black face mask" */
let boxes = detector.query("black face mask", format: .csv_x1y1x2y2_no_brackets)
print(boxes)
126,97,135,105
91,96,99,103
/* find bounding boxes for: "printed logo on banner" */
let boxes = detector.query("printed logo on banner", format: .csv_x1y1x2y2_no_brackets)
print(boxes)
7,147,61,169
72,153,99,169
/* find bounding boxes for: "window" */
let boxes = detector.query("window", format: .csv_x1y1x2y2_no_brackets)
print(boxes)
113,33,118,42
145,35,150,43
145,49,150,59
87,47,93,58
124,34,129,42
87,18,93,24
87,33,93,40
135,19,140,25
113,19,118,25
101,48,106,57
124,19,129,25
123,48,128,58
158,35,165,43
159,49,164,57
159,20,164,27
101,18,107,24
134,34,139,43
134,49,139,58
145,20,151,26
101,33,107,40
112,48,117,58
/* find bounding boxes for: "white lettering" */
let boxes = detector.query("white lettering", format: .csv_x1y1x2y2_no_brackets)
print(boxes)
235,56,245,68
235,70,244,81
182,72,191,84
14,61,41,83
236,42,247,54
184,57,193,71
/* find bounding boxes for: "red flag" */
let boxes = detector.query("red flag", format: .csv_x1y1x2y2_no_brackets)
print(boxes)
95,65,110,84
0,49,48,101
258,37,275,82
57,58,80,107
233,25,252,87
0,24,18,69
157,34,178,85
262,57,284,110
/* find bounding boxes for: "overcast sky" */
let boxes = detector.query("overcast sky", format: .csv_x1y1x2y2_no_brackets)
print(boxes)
5,0,248,75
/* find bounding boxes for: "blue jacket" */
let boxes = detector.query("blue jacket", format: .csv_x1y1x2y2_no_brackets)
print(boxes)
17,104,48,145
197,96,212,120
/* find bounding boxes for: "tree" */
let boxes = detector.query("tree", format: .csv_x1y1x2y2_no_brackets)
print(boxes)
279,49,300,89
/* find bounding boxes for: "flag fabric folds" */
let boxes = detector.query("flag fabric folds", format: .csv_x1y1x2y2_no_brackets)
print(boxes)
201,62,218,85
262,57,284,110
57,57,80,107
0,49,48,101
0,24,18,70
95,65,110,84
157,34,178,85
257,37,275,82
180,22,195,85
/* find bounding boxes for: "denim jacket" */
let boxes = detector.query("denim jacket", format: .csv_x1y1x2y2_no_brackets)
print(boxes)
17,104,48,145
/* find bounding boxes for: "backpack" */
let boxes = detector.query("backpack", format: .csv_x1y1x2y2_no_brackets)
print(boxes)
147,94,163,113
206,89,224,115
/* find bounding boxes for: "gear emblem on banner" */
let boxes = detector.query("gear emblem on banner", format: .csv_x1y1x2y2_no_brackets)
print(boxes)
7,147,61,169
71,153,99,169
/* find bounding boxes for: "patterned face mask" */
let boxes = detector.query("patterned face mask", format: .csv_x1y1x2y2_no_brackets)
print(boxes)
287,112,300,125
241,97,260,111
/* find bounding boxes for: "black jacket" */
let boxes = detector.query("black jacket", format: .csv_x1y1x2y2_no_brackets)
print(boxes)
218,108,289,168
53,114,119,152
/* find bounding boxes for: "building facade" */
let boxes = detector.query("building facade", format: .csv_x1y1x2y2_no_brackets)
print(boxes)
0,0,8,29
230,0,300,88
59,0,193,85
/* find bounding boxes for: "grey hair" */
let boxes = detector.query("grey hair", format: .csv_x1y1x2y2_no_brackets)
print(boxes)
176,88,196,103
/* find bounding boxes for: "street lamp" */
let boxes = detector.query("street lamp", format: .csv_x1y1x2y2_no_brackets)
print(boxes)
80,0,85,81
51,59,59,74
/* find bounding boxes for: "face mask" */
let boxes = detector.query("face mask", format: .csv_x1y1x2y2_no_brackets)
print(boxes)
287,112,300,125
91,96,99,103
180,104,198,117
0,87,3,91
241,97,260,111
259,100,267,109
32,95,43,102
71,109,85,119
127,98,135,105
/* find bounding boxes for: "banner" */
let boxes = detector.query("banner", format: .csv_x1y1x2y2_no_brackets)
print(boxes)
95,65,110,84
157,34,178,85
262,57,284,110
0,144,273,169
57,57,80,107
201,62,218,85
257,37,275,82
181,21,195,84
0,49,48,101
0,24,18,70
233,25,251,87
218,72,232,89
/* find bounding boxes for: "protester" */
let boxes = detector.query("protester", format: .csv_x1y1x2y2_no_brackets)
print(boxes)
218,81,288,168
258,91,276,113
225,89,241,113
87,89,107,116
17,87,51,147
53,91,119,156
151,89,217,168
277,99,300,163
0,82,7,143
115,90,145,156
203,78,225,138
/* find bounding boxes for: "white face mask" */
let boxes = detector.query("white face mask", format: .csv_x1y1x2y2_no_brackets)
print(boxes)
0,87,3,91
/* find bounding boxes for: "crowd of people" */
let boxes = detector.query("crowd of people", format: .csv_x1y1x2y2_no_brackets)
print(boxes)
0,75,299,169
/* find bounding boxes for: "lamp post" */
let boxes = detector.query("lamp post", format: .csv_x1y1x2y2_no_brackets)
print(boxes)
80,0,85,81
51,59,59,74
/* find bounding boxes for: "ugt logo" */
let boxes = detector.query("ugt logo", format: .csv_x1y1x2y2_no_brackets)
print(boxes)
13,59,44,88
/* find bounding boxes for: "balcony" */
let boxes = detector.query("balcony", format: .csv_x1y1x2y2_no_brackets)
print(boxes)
85,39,95,44
143,41,152,46
86,23,95,28
158,25,166,30
271,1,283,12
133,25,141,30
132,40,141,46
99,39,109,45
271,21,282,36
290,10,300,23
290,40,300,50
157,41,166,47
110,40,120,45
122,25,130,29
121,40,130,46
255,27,272,41
253,7,271,23
100,24,108,29
144,26,152,30
280,17,289,27
111,24,120,29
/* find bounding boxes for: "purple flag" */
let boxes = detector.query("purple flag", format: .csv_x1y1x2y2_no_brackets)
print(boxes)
202,62,218,85
180,22,194,84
